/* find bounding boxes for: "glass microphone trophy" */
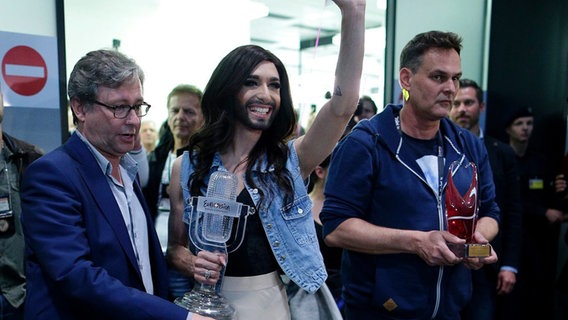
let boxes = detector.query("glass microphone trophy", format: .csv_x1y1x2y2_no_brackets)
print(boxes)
175,171,252,319
445,161,491,258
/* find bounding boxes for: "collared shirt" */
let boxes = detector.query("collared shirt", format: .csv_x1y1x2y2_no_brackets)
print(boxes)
76,131,153,293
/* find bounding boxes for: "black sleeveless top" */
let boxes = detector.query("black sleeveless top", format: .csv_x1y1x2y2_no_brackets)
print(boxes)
224,189,280,276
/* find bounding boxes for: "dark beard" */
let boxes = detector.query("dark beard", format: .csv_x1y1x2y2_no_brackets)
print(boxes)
234,101,276,131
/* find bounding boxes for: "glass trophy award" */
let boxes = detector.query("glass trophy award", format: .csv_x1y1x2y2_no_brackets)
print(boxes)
174,171,252,319
445,161,491,258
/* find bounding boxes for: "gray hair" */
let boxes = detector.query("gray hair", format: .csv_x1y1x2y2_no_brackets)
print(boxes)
167,84,203,109
67,49,144,103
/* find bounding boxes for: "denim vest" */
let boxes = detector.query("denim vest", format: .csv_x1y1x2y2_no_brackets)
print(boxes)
180,141,326,293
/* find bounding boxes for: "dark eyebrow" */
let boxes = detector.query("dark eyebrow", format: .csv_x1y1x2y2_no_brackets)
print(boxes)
430,69,462,78
247,74,280,82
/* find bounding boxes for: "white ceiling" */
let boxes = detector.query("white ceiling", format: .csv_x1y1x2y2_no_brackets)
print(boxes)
62,0,387,123
249,0,387,102
250,0,386,56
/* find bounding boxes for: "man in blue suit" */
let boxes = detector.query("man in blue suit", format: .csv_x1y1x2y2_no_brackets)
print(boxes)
20,49,209,320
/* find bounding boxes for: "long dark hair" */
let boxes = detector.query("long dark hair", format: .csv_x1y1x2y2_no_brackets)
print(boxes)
188,45,296,206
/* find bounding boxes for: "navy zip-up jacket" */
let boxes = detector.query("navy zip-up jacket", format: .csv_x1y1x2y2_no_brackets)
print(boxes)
321,104,500,319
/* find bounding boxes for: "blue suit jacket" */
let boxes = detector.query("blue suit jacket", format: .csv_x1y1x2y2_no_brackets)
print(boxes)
21,133,188,320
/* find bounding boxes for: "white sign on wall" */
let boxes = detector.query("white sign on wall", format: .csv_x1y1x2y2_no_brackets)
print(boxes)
0,30,59,109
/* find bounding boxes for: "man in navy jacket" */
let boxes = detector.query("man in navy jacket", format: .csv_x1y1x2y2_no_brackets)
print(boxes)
21,50,209,320
321,31,500,319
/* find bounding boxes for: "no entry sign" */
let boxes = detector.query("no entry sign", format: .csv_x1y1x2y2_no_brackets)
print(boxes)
0,30,59,109
2,45,48,96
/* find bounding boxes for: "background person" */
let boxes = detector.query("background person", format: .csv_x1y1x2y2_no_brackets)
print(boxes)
343,95,377,136
0,90,43,320
308,155,344,310
505,106,566,320
144,84,204,225
555,168,568,319
140,119,158,153
143,84,204,300
357,95,377,120
286,155,344,320
449,78,523,320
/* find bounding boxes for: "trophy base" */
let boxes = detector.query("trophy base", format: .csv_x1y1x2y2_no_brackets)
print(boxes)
174,289,236,320
448,243,491,258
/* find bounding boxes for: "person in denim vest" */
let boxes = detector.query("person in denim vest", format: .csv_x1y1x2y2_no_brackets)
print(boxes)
166,0,366,318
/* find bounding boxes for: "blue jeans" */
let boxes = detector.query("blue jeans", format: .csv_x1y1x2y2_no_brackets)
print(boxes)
0,294,23,320
461,268,496,320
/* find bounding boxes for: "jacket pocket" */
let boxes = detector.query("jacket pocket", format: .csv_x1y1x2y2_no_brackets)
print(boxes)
280,194,311,220
279,195,315,246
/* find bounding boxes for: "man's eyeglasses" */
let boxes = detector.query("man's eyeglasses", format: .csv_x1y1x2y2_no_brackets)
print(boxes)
91,100,151,119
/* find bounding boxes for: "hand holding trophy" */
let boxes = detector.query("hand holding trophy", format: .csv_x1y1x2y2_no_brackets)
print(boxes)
445,161,491,258
175,171,253,319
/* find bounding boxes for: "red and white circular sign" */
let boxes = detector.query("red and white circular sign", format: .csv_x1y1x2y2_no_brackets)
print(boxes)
2,45,48,96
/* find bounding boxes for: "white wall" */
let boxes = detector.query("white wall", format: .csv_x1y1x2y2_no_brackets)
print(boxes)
391,0,489,105
395,0,487,82
0,0,56,35
65,1,388,131
64,0,255,126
